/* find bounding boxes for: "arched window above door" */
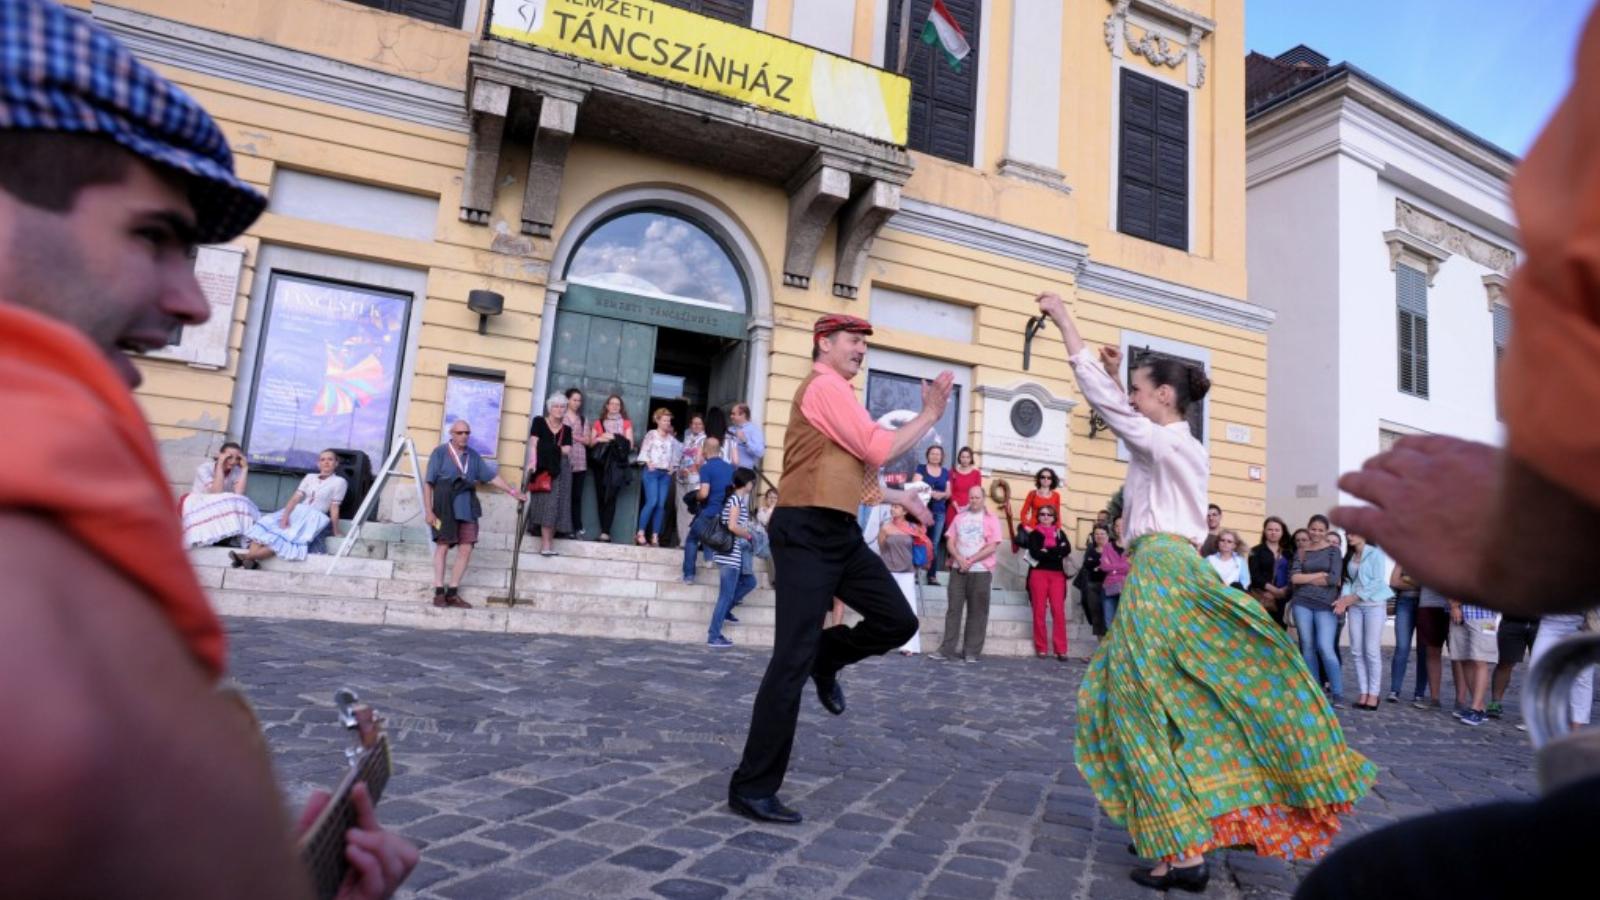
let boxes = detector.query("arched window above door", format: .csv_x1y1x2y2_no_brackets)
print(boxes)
565,210,749,312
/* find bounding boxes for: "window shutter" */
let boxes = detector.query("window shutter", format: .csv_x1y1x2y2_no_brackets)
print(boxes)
885,0,982,165
1491,303,1510,362
1395,263,1429,398
658,0,754,26
1118,69,1188,250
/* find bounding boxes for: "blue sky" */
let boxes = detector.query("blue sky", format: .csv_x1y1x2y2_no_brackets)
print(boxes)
1246,0,1594,157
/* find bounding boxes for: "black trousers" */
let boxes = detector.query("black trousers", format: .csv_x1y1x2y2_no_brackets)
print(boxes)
569,469,587,534
729,506,919,799
595,471,623,538
1295,771,1600,899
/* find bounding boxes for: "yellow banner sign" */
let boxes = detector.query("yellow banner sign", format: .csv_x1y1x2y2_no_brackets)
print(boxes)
489,0,911,146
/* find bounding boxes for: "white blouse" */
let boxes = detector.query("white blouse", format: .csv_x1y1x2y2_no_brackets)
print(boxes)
191,460,242,495
1068,346,1208,545
295,473,349,515
1207,553,1245,587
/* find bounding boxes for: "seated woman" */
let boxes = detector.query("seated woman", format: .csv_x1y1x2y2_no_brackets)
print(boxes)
230,449,348,569
181,442,261,548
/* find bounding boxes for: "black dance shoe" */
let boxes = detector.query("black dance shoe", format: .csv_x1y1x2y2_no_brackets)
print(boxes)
728,792,802,824
1129,861,1209,893
814,675,846,716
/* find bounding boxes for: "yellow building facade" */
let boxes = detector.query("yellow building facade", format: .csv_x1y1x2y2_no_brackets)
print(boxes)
82,0,1270,539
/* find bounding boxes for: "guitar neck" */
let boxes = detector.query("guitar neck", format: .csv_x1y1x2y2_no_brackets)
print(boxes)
299,737,391,900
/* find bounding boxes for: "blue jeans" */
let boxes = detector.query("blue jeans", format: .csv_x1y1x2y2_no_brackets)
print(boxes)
1103,592,1121,629
682,509,715,579
638,469,671,537
1293,604,1344,700
928,506,948,576
1390,592,1419,696
709,563,756,640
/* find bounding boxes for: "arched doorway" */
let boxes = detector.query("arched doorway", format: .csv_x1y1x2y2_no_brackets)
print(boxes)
539,196,768,543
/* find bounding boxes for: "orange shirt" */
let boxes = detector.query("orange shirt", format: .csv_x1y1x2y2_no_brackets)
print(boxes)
1501,7,1600,510
0,305,226,678
1019,490,1061,529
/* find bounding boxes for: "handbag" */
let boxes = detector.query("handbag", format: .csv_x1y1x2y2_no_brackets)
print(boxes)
912,542,929,568
693,508,736,554
528,470,553,493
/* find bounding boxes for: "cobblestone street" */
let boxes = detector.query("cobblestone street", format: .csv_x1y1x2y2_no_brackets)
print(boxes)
236,618,1542,900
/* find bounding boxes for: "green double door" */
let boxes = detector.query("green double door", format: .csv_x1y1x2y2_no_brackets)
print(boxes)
550,284,749,538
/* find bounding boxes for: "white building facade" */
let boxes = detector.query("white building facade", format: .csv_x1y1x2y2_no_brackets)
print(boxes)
1245,47,1519,527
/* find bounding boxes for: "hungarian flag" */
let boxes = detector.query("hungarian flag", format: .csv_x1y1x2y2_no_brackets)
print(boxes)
920,0,971,71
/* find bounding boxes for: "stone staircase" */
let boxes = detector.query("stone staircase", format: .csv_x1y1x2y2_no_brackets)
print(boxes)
197,523,1100,659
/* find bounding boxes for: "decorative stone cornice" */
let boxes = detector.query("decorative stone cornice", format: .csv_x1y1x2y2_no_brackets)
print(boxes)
1103,0,1213,89
974,382,1078,413
1483,273,1510,311
1395,199,1516,276
1384,229,1449,285
95,4,466,133
884,199,1273,332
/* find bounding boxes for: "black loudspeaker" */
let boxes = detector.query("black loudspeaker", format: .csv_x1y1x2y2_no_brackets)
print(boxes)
329,448,374,520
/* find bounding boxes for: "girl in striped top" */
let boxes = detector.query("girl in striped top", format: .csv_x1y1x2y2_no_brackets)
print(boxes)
707,468,758,647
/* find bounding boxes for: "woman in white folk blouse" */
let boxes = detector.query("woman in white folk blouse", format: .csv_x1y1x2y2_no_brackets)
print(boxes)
231,448,347,569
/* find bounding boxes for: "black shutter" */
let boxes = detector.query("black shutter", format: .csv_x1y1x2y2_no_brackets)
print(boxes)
659,0,755,26
1118,68,1188,250
885,0,981,165
342,0,465,28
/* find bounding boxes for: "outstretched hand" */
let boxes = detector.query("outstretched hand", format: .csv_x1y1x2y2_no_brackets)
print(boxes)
1036,291,1068,323
296,783,419,900
1330,435,1499,605
922,371,955,417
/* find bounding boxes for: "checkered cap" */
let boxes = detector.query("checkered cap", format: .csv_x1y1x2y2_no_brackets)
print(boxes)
812,313,874,340
0,0,265,242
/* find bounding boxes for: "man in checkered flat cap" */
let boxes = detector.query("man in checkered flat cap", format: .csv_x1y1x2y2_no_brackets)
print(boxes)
727,313,954,824
0,1,415,896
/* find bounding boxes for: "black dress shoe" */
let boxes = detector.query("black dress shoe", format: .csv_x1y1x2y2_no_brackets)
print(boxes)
1129,861,1209,893
814,675,846,716
728,792,802,824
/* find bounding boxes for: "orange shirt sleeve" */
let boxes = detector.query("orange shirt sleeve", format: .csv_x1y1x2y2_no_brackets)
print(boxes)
799,365,895,469
0,306,226,678
1500,7,1600,509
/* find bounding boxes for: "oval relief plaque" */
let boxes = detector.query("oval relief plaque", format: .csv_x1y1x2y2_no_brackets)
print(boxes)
1010,398,1043,438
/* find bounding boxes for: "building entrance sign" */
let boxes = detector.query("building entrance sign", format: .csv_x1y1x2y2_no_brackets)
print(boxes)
561,283,748,340
488,0,911,145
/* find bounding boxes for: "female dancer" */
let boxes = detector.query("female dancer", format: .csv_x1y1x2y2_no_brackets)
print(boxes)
1035,293,1374,891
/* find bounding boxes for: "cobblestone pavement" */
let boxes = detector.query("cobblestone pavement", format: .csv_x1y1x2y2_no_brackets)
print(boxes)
234,618,1544,900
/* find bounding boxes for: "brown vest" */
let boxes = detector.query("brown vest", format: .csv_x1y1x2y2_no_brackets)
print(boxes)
777,371,871,515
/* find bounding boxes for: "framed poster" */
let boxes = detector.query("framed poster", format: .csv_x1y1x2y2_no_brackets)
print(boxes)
243,273,410,472
441,367,506,459
865,370,962,489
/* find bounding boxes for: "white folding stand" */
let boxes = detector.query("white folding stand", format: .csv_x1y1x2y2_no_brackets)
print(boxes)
326,435,427,576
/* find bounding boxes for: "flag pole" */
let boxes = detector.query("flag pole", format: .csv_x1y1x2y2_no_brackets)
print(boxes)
896,0,913,74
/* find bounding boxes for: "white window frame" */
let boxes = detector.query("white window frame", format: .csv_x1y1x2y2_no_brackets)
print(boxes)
228,245,428,456
864,346,973,455
1114,329,1211,462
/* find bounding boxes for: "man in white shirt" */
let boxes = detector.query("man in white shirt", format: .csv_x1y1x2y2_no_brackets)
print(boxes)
933,486,1002,663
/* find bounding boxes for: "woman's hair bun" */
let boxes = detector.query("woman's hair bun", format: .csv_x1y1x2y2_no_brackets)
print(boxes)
1186,367,1212,404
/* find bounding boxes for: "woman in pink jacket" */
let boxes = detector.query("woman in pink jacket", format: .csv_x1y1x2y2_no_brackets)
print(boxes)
1097,520,1131,629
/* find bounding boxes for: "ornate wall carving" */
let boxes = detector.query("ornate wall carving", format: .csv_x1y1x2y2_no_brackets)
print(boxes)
1395,199,1516,275
1103,0,1211,89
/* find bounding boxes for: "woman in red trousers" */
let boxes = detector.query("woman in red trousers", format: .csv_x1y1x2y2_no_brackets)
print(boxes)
1023,505,1072,660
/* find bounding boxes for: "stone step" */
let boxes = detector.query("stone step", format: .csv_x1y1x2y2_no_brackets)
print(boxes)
211,588,1085,658
190,547,395,579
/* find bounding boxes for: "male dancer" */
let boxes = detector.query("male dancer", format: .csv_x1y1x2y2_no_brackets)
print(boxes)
728,314,953,823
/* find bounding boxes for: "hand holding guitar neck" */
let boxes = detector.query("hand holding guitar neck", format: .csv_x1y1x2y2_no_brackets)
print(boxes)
295,689,418,900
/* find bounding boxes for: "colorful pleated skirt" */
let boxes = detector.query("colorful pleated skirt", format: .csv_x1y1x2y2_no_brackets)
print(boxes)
1075,533,1376,861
